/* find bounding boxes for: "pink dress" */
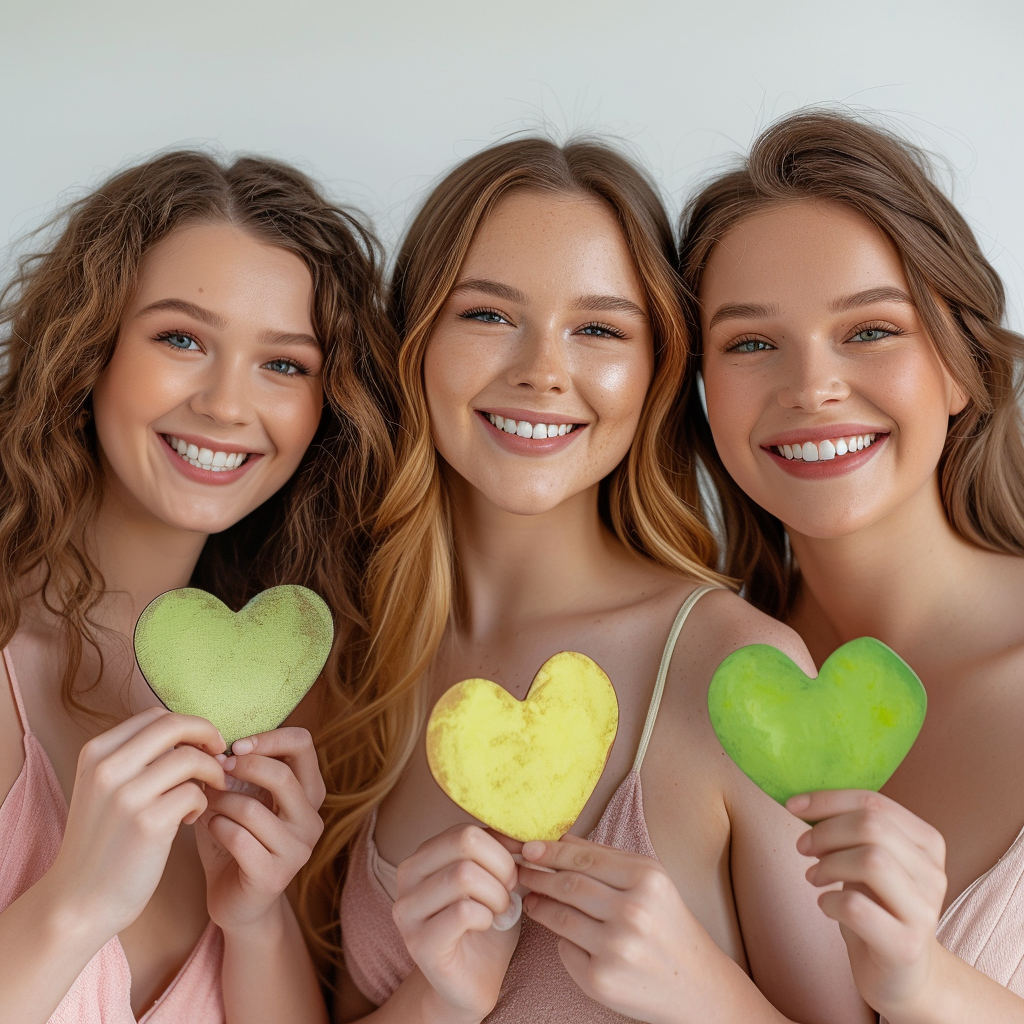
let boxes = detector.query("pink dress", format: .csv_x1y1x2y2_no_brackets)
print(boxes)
341,586,716,1023
0,648,225,1023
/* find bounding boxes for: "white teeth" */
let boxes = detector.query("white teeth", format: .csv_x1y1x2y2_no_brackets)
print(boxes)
774,433,878,462
164,435,249,473
487,413,578,438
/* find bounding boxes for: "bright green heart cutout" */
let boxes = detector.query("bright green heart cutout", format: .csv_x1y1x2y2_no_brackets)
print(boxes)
134,585,333,750
708,637,926,807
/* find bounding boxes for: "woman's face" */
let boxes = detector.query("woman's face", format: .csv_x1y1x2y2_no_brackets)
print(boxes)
423,190,655,517
92,220,323,535
699,200,966,540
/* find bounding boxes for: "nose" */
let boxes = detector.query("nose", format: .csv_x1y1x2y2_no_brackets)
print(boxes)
506,322,571,393
776,344,850,411
188,355,254,426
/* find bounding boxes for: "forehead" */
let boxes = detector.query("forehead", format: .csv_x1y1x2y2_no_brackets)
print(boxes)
700,200,909,311
459,190,644,298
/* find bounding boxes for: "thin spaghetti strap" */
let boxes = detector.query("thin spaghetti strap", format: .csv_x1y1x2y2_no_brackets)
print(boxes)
632,585,717,774
2,648,29,735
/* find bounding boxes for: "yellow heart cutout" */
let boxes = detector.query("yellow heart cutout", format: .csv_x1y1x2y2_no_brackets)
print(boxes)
426,651,619,841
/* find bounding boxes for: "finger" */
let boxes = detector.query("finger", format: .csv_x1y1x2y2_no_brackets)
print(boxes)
520,834,644,891
518,862,615,921
228,728,325,808
101,713,227,785
488,830,525,858
128,745,227,805
394,859,514,926
401,897,497,957
523,891,603,953
222,753,319,831
145,779,209,831
818,887,913,962
205,812,277,879
397,824,517,894
789,790,943,855
77,706,169,764
808,845,935,924
202,791,299,859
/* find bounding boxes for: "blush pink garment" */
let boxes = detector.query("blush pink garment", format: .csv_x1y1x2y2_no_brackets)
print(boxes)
879,822,1024,1024
0,648,225,1023
341,586,716,1023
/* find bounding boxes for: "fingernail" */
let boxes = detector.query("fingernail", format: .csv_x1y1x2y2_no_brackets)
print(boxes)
786,794,810,813
491,891,522,931
795,832,810,854
222,755,236,772
232,737,255,755
522,841,545,861
214,753,228,765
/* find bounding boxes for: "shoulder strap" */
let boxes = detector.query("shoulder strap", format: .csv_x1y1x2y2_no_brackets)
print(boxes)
632,585,717,774
2,648,29,736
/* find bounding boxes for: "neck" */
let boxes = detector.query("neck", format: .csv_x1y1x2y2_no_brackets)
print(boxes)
448,475,627,642
789,473,981,658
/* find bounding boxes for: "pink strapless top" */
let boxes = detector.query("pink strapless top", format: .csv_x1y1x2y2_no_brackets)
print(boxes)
0,648,224,1023
341,585,719,1023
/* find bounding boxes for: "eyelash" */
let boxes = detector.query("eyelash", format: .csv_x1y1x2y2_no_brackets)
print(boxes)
154,330,313,376
458,308,626,339
723,320,906,354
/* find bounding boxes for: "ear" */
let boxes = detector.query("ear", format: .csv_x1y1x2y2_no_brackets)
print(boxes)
948,378,969,417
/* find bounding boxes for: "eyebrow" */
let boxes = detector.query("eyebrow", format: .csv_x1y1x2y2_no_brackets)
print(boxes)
451,279,647,321
707,301,779,331
135,297,318,349
828,286,915,313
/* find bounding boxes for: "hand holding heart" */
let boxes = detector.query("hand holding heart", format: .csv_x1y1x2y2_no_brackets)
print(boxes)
519,835,715,1024
197,726,326,934
391,823,521,1024
790,788,949,1020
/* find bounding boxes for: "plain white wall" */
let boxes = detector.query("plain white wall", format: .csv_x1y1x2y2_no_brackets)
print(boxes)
2,0,1022,325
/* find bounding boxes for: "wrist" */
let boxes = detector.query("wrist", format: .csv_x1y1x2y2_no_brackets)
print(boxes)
876,938,954,1024
419,981,488,1024
35,865,115,958
218,893,290,949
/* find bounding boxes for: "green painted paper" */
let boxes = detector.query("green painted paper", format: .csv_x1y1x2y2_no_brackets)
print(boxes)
134,585,333,749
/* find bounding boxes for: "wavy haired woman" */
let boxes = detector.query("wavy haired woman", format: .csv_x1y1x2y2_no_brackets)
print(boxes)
0,151,392,1022
681,110,1024,1023
307,137,871,1024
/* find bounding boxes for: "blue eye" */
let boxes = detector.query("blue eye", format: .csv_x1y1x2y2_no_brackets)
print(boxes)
851,328,892,343
264,358,306,376
578,322,626,339
156,330,200,351
728,339,773,353
460,308,510,324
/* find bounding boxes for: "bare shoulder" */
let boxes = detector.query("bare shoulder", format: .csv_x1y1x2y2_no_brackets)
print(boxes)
673,586,815,687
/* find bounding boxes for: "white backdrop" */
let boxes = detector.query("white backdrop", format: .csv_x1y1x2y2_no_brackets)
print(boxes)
2,0,1022,326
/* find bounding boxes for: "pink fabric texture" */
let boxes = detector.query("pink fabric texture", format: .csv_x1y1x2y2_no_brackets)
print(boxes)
0,648,225,1023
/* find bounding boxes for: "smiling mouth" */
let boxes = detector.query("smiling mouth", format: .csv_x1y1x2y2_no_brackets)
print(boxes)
770,432,884,463
163,434,252,472
484,412,583,440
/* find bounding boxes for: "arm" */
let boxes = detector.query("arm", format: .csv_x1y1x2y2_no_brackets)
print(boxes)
195,727,329,1024
0,709,226,1022
792,789,1024,1024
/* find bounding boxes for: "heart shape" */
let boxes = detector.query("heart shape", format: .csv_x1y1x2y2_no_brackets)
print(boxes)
426,651,619,842
134,585,333,750
708,637,926,807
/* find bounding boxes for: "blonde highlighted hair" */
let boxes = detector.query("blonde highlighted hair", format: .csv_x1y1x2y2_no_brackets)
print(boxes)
303,136,730,959
677,109,1024,616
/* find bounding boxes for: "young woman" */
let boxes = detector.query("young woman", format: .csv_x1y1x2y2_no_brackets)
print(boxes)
0,151,392,1022
309,138,871,1024
681,110,1024,1023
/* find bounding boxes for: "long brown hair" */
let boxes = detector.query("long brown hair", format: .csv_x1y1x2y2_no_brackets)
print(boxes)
0,150,395,720
677,110,1024,616
305,136,730,958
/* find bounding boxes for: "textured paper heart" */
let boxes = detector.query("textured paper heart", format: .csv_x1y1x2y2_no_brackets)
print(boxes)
708,637,926,807
134,586,333,750
426,651,619,842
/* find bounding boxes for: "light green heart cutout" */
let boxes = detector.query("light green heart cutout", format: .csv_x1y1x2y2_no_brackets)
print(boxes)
708,637,926,807
134,586,333,749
